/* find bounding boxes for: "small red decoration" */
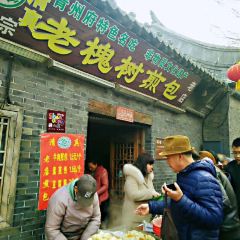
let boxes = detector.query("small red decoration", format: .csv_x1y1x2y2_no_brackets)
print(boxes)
227,63,240,82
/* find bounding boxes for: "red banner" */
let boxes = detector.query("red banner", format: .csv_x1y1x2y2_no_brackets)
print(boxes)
38,133,85,210
116,106,134,123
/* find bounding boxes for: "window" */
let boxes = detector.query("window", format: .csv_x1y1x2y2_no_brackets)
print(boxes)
0,106,23,228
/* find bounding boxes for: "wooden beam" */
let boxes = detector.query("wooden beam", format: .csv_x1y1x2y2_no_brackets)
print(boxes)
88,99,152,125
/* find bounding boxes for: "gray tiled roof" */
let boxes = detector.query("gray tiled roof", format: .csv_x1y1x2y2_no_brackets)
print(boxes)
149,13,240,83
90,0,234,89
90,0,240,103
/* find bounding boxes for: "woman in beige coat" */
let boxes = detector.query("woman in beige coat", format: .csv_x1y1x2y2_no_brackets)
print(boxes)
122,153,160,228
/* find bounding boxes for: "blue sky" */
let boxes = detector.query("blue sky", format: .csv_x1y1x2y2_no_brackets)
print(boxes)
114,0,240,47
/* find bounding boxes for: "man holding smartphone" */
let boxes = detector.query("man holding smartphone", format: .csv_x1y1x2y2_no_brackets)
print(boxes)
136,135,223,240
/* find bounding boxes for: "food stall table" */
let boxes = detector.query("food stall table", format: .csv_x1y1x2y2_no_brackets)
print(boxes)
88,226,161,240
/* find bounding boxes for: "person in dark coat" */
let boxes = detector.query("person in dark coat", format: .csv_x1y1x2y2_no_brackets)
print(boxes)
199,150,240,240
225,137,240,219
136,135,223,240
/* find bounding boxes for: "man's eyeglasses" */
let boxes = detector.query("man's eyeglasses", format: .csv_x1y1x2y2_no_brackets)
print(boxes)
232,152,240,156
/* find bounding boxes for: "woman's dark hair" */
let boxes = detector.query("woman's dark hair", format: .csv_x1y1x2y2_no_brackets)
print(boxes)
134,152,154,176
208,150,220,164
87,159,98,165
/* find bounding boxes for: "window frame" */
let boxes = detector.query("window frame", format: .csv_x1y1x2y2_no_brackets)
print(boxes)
0,105,23,228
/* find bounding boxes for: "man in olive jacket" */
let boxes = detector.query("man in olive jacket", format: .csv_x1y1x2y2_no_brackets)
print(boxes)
199,151,240,240
45,175,101,240
216,165,240,240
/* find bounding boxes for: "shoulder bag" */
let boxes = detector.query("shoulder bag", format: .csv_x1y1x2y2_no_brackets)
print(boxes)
161,194,179,240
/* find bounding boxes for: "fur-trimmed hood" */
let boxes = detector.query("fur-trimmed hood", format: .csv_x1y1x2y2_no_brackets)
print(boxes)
123,163,154,184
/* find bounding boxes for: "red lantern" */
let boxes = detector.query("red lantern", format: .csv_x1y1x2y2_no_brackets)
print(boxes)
227,63,240,82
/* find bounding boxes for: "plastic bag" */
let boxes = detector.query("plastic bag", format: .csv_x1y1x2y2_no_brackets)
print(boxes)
152,215,162,237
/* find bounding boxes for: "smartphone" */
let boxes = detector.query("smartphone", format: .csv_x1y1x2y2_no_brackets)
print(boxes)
165,183,177,191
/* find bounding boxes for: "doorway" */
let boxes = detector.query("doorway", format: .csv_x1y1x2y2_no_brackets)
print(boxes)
86,113,147,227
86,113,146,196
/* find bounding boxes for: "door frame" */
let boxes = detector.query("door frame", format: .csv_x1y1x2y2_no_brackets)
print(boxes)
88,99,152,197
109,128,145,195
88,99,152,125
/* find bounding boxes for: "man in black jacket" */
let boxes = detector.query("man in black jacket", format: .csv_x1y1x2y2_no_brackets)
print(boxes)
226,138,240,218
217,166,240,240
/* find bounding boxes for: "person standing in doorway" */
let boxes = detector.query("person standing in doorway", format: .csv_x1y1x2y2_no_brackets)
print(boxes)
225,137,240,218
88,160,109,229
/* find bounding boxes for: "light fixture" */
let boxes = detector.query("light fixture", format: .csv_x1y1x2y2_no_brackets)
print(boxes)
115,84,185,113
48,59,115,89
0,37,49,62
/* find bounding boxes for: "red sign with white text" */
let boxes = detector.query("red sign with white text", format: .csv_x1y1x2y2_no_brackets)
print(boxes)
116,106,134,123
38,133,84,210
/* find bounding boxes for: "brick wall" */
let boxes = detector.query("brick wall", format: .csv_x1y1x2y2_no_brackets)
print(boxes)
202,95,230,155
0,54,204,239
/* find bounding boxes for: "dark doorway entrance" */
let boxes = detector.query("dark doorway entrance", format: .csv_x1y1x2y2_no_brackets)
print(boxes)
86,113,147,227
86,113,146,193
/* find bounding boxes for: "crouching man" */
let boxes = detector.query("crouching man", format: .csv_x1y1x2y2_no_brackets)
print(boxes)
45,174,101,240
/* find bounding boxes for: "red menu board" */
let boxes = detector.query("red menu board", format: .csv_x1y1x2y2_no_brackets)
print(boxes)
38,133,85,210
